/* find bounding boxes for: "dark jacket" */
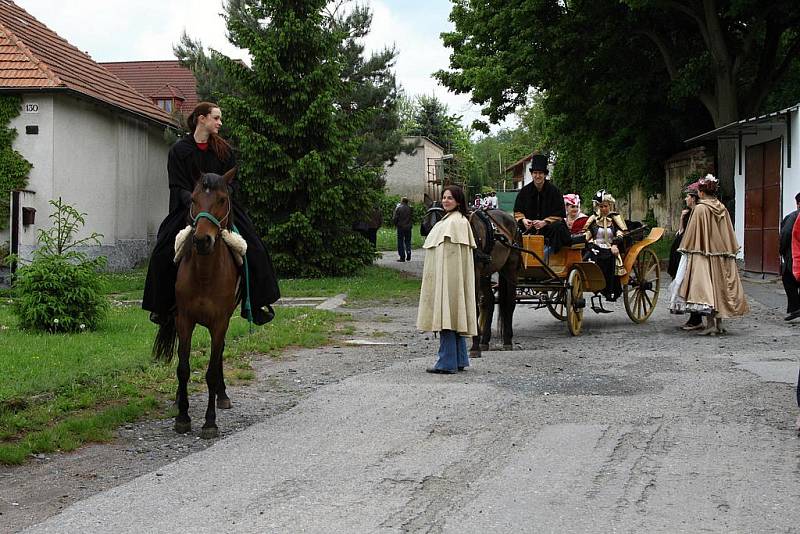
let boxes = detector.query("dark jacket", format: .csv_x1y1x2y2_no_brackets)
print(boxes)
513,180,566,222
780,209,799,273
143,135,280,317
392,203,413,230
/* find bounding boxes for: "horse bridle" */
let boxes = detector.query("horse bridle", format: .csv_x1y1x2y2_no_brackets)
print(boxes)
190,199,231,233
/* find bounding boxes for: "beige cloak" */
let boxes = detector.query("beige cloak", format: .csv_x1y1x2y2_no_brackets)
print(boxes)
677,198,749,318
416,210,478,336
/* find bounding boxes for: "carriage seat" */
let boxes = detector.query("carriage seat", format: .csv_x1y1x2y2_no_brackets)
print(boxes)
521,234,545,269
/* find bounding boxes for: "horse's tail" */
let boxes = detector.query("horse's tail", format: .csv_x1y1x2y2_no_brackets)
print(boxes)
152,315,177,363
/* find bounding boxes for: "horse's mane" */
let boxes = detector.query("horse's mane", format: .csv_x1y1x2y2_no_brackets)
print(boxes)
200,173,227,191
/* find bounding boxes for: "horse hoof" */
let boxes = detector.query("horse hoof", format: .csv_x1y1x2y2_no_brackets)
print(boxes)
469,350,482,359
174,420,191,434
479,344,489,351
200,426,219,440
217,398,232,410
502,344,513,351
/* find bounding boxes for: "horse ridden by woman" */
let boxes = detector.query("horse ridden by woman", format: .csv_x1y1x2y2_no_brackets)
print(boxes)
152,167,245,439
421,201,520,357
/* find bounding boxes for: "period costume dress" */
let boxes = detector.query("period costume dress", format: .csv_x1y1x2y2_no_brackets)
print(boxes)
583,211,627,300
671,198,748,318
142,135,280,324
417,210,477,373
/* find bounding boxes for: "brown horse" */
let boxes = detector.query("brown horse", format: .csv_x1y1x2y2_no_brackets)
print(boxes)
152,167,241,439
421,204,521,357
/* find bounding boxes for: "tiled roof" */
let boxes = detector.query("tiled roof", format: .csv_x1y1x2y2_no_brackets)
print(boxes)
0,1,175,127
100,61,199,116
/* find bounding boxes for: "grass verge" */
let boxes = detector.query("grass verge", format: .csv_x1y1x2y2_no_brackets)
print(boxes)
0,299,337,465
0,263,416,464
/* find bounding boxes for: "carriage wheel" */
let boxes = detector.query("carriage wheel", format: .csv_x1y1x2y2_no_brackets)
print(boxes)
623,247,661,324
566,269,585,336
546,289,567,321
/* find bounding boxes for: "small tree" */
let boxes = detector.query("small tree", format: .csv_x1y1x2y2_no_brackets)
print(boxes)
219,0,380,277
12,198,107,333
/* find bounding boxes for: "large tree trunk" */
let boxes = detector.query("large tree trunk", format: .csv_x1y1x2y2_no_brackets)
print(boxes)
712,76,739,222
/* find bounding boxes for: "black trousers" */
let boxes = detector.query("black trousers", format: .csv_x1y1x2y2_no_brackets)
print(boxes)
782,259,800,313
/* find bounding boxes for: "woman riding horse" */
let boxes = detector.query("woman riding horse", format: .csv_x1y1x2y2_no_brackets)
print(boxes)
142,101,280,327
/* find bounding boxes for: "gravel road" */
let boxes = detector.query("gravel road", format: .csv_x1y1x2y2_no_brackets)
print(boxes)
3,251,799,533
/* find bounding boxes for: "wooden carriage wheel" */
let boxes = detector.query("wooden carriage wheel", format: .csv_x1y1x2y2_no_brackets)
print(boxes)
566,268,585,336
623,247,661,323
546,289,567,321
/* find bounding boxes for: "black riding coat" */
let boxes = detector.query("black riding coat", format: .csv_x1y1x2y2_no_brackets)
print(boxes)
513,180,566,222
513,180,570,251
143,136,280,316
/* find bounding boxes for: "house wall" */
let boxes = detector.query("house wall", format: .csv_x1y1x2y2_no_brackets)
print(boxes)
732,117,794,261
10,93,170,270
4,94,55,250
383,137,444,204
384,138,426,202
614,146,715,232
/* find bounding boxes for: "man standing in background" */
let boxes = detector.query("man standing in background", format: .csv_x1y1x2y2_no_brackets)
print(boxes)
392,197,413,262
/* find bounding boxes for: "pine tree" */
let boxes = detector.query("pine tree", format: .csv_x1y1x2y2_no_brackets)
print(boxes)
220,0,377,277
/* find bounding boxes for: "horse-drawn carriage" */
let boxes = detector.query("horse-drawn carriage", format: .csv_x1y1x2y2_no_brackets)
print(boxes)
421,203,664,356
514,226,664,335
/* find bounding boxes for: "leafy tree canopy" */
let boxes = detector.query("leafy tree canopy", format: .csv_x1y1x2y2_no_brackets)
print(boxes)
437,0,800,200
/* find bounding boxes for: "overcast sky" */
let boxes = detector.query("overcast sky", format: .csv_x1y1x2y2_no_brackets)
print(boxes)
15,0,509,132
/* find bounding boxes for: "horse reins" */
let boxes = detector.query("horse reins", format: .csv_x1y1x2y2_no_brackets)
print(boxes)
190,201,231,232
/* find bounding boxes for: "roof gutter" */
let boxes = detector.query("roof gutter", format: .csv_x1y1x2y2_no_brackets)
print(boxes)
0,87,179,131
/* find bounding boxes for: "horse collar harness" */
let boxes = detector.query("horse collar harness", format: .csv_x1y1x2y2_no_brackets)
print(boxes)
469,209,496,266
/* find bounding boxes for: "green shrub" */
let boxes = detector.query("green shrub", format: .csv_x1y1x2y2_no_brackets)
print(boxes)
11,198,107,332
13,254,108,332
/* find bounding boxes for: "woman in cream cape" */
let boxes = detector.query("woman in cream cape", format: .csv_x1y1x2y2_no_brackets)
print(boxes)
417,185,478,374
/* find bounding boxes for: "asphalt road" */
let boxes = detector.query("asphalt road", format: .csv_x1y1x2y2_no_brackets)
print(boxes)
22,252,800,533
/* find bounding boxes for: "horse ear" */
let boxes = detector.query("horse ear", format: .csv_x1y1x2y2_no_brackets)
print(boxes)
223,166,237,184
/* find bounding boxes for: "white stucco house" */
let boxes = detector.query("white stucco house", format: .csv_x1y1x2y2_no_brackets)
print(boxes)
687,103,799,275
383,136,445,204
0,1,177,270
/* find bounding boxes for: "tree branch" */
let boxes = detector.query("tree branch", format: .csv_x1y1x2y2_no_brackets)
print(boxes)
748,32,800,114
636,29,679,80
662,0,712,51
700,0,732,70
732,22,761,77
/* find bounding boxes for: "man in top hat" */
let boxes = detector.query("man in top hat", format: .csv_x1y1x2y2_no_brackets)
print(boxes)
513,153,571,252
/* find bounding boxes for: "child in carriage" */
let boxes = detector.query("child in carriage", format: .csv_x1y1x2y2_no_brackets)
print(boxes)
583,189,627,301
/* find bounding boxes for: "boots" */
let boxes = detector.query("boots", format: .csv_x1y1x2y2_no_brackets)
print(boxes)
699,313,725,336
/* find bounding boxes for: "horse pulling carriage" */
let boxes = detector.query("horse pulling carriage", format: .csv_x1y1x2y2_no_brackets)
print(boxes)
513,226,664,335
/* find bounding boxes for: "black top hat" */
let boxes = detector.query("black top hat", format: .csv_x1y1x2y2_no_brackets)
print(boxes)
529,154,549,174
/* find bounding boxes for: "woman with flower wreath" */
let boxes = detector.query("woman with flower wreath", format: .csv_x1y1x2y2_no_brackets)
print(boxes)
670,174,748,335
